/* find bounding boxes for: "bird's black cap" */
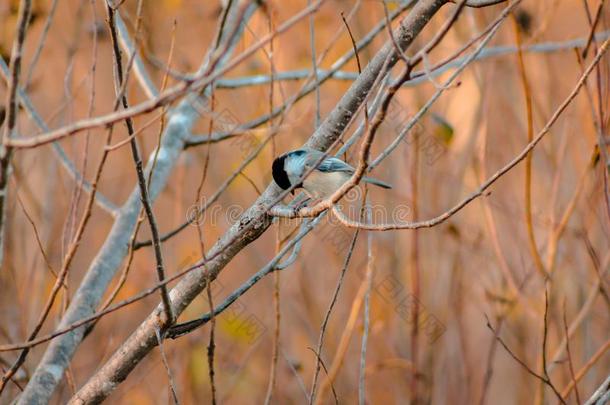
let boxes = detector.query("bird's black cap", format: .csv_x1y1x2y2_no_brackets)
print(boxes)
272,155,291,190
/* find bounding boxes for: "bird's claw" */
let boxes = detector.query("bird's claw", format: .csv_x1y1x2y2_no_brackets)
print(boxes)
292,197,312,214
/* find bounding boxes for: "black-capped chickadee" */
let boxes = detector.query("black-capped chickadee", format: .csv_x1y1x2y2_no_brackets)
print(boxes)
272,148,392,199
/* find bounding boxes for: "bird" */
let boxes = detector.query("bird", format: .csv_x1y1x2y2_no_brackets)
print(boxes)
271,148,392,200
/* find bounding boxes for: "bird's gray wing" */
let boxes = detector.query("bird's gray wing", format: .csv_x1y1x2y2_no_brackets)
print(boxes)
318,157,355,173
304,151,355,173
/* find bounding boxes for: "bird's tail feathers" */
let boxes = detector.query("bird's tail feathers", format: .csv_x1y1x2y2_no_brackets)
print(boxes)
363,176,392,189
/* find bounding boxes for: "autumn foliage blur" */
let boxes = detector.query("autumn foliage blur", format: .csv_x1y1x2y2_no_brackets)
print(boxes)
1,0,609,404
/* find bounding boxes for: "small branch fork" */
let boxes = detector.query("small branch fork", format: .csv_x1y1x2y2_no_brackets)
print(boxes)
485,287,566,405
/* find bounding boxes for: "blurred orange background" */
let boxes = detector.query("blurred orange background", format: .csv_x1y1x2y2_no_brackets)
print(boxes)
1,0,609,403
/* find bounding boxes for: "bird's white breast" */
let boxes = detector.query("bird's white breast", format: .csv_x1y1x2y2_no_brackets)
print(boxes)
303,170,350,198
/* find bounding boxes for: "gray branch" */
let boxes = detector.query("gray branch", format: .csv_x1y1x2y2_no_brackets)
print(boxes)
214,30,610,88
585,374,610,405
67,1,447,403
116,13,158,99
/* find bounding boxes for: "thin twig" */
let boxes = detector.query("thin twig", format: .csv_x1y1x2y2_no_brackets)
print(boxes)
561,338,610,400
116,13,158,99
309,0,321,128
154,328,180,405
581,0,610,223
541,285,566,404
582,0,605,58
485,309,566,405
264,7,281,404
309,226,361,401
549,253,610,373
562,300,582,405
14,188,59,281
359,197,373,405
307,347,339,405
313,271,369,405
105,2,173,324
0,0,32,269
24,0,59,88
512,13,548,278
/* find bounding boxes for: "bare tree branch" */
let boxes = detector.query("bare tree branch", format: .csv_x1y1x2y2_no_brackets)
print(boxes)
584,374,610,405
0,0,32,268
115,13,158,99
105,1,173,323
209,31,610,89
